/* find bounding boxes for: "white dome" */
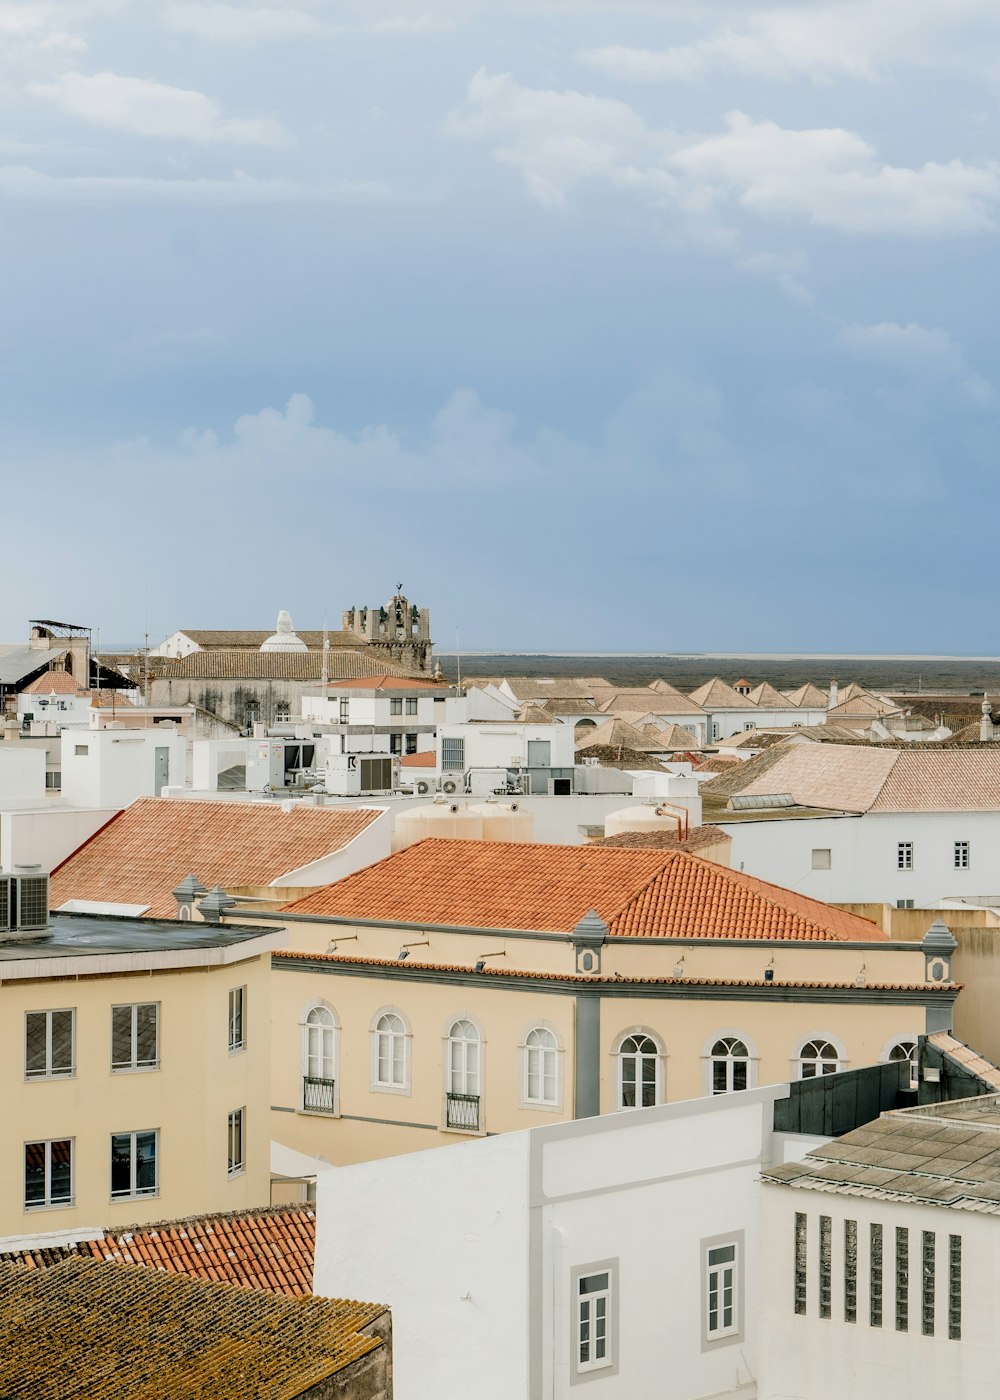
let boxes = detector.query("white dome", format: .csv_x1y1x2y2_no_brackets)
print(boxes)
260,609,307,653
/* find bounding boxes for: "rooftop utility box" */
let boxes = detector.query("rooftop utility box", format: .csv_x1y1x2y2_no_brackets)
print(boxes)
0,864,50,942
246,739,317,793
325,754,393,796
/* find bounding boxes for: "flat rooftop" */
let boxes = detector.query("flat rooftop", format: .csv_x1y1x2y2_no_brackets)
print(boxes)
0,911,283,967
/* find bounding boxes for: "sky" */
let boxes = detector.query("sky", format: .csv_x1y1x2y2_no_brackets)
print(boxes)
2,0,1000,651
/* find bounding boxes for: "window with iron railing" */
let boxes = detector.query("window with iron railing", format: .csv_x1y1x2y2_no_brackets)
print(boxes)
446,1092,480,1130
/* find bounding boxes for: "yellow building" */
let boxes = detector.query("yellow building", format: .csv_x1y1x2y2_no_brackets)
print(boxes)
0,867,283,1239
236,840,959,1165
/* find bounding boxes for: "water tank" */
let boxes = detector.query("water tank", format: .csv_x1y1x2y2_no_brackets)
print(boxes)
603,802,688,839
394,798,484,850
467,800,534,844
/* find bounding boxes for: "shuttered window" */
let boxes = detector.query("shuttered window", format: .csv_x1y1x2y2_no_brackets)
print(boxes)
111,1004,159,1071
25,1010,75,1080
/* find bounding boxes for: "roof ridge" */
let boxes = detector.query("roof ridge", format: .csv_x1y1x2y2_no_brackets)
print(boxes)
603,849,681,928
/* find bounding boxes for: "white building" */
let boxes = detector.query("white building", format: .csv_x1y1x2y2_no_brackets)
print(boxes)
60,726,186,809
759,1093,1000,1400
437,720,578,795
301,678,471,757
315,1084,823,1400
703,745,1000,907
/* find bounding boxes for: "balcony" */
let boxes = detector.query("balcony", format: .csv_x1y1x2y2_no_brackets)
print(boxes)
446,1092,480,1131
303,1076,336,1114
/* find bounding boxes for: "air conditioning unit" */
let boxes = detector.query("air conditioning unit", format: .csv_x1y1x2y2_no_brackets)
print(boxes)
439,774,462,796
0,865,50,942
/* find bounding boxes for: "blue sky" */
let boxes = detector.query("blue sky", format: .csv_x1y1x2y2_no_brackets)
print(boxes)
2,0,999,651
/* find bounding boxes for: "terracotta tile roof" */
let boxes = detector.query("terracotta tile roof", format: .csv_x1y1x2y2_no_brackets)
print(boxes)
498,677,599,701
656,722,704,751
688,677,756,710
163,649,405,680
528,697,600,715
176,629,358,649
704,743,1000,814
589,824,731,854
783,682,829,708
574,744,666,771
20,669,84,695
8,1206,315,1297
576,719,666,752
323,675,445,690
0,1255,384,1399
598,687,705,717
517,704,558,724
283,838,885,941
828,693,900,719
49,797,385,917
746,681,792,708
401,750,436,768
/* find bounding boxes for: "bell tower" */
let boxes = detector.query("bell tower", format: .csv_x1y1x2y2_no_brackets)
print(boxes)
342,586,433,674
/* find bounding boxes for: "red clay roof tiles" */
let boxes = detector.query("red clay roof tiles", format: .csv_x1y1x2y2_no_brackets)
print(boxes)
283,838,884,941
49,797,384,918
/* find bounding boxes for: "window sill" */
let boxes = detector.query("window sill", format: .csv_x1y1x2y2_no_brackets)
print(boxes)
440,1124,486,1137
227,1167,246,1179
520,1099,562,1114
297,1107,341,1118
228,1045,246,1057
24,1200,75,1213
110,1191,159,1204
370,1082,411,1098
111,1065,161,1075
24,1072,76,1084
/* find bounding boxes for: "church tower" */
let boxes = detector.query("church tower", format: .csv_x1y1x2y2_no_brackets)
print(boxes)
342,589,433,674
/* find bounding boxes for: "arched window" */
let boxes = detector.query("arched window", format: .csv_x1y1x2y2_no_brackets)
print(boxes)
888,1039,918,1088
446,1019,481,1131
618,1032,661,1109
798,1038,840,1079
374,1012,408,1090
301,1005,337,1113
710,1037,750,1095
523,1026,558,1107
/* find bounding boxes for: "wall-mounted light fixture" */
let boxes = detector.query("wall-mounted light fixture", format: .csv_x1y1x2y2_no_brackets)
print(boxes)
475,950,506,974
327,935,358,954
398,939,430,961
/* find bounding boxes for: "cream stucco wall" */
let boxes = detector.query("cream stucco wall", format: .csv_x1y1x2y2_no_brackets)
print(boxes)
0,952,272,1237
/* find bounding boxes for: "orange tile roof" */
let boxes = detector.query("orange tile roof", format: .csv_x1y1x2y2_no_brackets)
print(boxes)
401,750,437,767
50,797,385,918
284,839,885,941
20,669,84,695
9,1206,316,1297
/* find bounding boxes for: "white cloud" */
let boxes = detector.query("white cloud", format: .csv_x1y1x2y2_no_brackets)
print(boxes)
0,165,393,203
161,5,332,41
448,73,1000,234
839,321,994,403
27,70,290,148
580,0,1000,85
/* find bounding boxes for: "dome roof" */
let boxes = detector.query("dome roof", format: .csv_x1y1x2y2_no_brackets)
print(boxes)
260,610,308,653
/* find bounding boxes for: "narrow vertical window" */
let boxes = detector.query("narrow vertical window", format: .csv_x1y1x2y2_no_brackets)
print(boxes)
705,1243,739,1338
895,1226,909,1332
227,1107,245,1176
844,1220,858,1323
922,1231,935,1336
618,1033,660,1108
374,1013,408,1089
898,841,914,870
794,1212,807,1315
868,1226,885,1321
870,1224,883,1328
228,987,245,1053
524,1026,559,1106
954,841,970,870
819,1215,832,1319
110,1130,158,1199
949,1235,962,1341
577,1271,613,1373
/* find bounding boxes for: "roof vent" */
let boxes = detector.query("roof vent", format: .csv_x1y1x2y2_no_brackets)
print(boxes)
727,792,796,811
0,865,50,942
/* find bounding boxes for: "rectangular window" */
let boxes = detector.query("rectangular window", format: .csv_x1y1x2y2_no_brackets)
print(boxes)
706,1243,739,1339
811,848,831,870
896,899,915,910
24,1139,73,1209
922,1231,935,1336
388,732,402,755
25,1009,75,1080
339,697,349,722
45,770,62,791
111,1003,159,1072
896,1226,909,1332
948,1235,962,1341
844,1220,858,1323
390,697,403,715
405,733,418,755
870,1224,883,1328
110,1130,158,1199
819,1215,832,1319
954,841,970,870
576,1269,613,1374
405,697,418,715
441,736,465,770
794,1212,807,1315
228,987,245,1053
74,744,88,757
897,842,913,870
227,1107,245,1176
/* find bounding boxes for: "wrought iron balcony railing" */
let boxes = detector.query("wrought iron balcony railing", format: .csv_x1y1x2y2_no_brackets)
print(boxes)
303,1076,336,1114
446,1091,480,1131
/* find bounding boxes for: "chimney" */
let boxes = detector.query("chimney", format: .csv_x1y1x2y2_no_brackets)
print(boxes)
828,678,839,709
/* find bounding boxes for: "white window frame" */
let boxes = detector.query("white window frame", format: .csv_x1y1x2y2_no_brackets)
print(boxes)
25,1008,75,1081
613,1027,664,1111
702,1232,745,1350
24,1138,74,1211
300,1001,340,1115
405,696,418,715
794,1034,846,1080
954,841,970,870
443,1013,484,1133
811,848,832,870
520,1022,563,1111
882,1036,919,1089
110,1002,160,1073
227,1106,246,1176
110,1129,159,1201
339,697,350,723
228,986,246,1054
370,1007,411,1095
706,1033,753,1096
897,841,914,871
571,1259,618,1382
